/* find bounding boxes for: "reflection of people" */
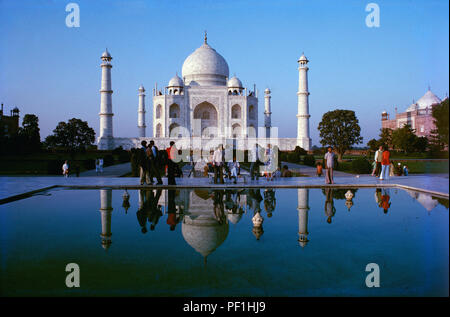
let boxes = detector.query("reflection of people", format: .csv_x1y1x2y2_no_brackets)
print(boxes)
324,188,336,223
263,189,276,217
324,147,335,184
167,189,178,230
380,188,391,214
248,189,263,214
374,188,382,207
148,189,163,230
137,189,150,234
212,190,226,224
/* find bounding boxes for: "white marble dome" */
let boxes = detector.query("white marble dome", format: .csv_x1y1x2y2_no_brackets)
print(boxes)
182,42,229,86
227,76,243,88
101,49,111,59
168,74,184,87
406,89,441,112
181,214,229,258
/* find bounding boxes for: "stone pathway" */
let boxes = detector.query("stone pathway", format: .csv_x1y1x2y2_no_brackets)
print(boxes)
281,161,352,177
79,162,131,177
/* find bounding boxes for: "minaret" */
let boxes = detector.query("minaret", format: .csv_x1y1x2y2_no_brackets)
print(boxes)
137,84,146,137
98,49,114,150
264,88,272,138
297,188,309,247
297,53,311,151
99,189,113,250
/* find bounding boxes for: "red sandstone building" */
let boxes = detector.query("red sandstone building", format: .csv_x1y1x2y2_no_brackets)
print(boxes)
381,89,447,138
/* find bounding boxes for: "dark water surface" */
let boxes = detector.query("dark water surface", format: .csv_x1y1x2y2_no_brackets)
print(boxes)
0,187,448,296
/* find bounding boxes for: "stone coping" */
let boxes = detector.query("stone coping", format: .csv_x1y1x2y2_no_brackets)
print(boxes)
1,182,447,205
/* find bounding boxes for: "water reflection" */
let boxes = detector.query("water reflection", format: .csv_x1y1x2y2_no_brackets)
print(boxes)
103,187,446,256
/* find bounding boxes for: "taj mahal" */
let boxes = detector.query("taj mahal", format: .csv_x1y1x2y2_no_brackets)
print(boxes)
97,33,311,151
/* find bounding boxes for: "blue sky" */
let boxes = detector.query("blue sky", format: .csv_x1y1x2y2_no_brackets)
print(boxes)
0,0,448,146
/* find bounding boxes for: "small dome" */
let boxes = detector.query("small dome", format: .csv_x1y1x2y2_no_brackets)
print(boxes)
227,76,243,88
381,110,387,114
138,84,145,92
227,213,243,225
264,88,271,94
298,53,308,63
168,74,184,87
101,49,112,59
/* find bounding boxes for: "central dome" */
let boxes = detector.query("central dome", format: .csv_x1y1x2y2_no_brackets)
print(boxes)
182,42,229,86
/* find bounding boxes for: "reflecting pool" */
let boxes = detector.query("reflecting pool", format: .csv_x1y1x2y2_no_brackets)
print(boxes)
0,187,448,296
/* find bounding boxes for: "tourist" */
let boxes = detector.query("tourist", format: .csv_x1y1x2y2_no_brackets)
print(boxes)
148,189,162,231
396,162,403,176
187,150,196,178
147,140,163,185
264,144,274,181
281,165,293,177
374,188,382,207
99,158,104,173
250,143,261,181
95,158,100,175
403,165,409,176
374,145,383,177
228,157,240,184
166,141,177,185
316,162,323,177
324,146,335,184
213,145,224,184
62,160,69,178
324,187,336,224
212,190,226,225
136,189,149,234
138,141,150,185
371,160,376,176
379,145,390,180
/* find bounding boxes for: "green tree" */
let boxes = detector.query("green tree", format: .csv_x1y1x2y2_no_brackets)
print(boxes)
367,138,380,151
19,114,41,153
379,128,393,149
412,136,428,153
318,109,363,161
430,98,449,150
45,118,95,152
391,124,417,153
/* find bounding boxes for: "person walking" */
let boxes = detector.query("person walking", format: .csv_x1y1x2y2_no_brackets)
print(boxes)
95,158,100,175
98,158,104,174
147,140,163,185
374,145,383,177
379,145,390,180
187,150,196,178
166,141,177,185
213,145,224,184
250,143,261,181
324,146,335,184
138,141,150,185
62,160,69,178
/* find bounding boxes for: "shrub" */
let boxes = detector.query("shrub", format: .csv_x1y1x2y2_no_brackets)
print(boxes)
351,157,371,174
303,154,316,166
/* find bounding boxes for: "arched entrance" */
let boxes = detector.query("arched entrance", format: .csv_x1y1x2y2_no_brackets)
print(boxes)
194,102,218,138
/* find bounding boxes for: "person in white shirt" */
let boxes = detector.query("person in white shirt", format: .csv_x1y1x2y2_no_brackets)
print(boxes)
213,145,224,184
62,161,69,178
373,146,383,177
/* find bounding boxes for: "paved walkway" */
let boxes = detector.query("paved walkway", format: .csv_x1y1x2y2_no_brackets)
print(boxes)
281,161,352,177
79,162,131,177
1,171,448,204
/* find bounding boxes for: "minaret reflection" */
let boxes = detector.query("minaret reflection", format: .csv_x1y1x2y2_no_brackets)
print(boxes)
297,188,309,247
99,189,113,250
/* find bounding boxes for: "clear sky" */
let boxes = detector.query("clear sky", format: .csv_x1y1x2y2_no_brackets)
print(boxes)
0,0,448,146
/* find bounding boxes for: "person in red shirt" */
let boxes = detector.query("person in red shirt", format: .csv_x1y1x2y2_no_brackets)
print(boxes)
379,145,390,180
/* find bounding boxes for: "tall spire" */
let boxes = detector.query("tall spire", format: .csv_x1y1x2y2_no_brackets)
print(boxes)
204,30,207,44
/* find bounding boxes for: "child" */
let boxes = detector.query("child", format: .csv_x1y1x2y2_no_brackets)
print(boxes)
316,162,323,177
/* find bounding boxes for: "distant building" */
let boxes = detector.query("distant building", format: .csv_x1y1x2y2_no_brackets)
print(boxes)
381,88,447,138
0,103,20,137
